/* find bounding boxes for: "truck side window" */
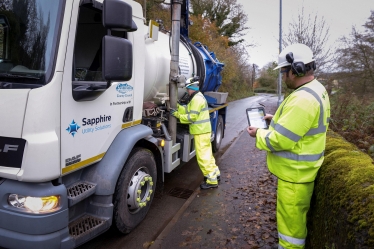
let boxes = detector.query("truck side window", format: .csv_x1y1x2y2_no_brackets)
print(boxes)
73,4,126,82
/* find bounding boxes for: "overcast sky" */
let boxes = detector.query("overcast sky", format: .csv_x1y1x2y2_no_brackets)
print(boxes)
237,0,374,69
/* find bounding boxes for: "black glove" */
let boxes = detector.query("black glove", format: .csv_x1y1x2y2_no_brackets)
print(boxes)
170,108,180,118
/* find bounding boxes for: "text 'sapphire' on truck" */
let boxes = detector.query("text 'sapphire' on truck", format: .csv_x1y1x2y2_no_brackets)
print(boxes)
0,0,227,248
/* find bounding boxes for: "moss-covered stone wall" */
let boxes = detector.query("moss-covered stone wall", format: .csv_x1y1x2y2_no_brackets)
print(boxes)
306,130,374,249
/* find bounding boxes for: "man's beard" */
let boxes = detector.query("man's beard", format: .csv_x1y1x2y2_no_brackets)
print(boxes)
284,75,295,89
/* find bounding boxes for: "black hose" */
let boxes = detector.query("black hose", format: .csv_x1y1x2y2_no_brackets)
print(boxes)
189,43,206,91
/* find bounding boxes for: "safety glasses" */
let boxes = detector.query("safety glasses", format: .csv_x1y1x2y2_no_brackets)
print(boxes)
280,67,291,74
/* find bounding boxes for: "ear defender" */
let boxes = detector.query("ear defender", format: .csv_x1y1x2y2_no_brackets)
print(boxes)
286,52,294,64
312,61,316,70
286,52,306,77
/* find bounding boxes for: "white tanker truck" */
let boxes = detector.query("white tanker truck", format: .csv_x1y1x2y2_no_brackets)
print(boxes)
0,0,227,248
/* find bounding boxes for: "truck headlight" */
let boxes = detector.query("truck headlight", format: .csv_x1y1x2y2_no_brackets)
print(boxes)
8,194,60,213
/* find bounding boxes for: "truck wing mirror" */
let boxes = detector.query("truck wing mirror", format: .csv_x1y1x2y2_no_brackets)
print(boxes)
103,0,137,32
102,36,133,81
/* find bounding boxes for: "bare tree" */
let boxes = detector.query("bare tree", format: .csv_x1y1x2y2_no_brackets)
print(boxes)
336,11,374,94
282,7,334,74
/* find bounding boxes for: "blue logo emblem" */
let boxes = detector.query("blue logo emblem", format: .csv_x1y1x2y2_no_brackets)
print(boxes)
66,120,80,137
116,83,133,94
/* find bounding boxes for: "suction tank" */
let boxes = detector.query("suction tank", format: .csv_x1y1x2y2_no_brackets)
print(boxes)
143,29,225,104
144,31,196,103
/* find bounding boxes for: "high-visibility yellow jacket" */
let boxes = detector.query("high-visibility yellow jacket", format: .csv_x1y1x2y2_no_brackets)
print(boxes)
177,92,211,135
256,79,331,183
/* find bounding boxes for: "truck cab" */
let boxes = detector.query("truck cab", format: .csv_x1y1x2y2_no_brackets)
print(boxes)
0,0,227,248
0,1,157,248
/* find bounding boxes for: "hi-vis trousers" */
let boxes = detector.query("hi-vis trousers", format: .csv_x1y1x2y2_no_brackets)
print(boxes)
194,133,220,184
277,179,314,249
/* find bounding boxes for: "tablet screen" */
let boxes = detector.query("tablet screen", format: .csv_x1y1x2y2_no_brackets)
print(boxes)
247,108,268,129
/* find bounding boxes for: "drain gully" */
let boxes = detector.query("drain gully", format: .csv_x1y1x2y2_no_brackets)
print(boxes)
167,187,194,199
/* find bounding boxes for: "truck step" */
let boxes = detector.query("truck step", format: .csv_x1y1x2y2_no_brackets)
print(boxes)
69,214,110,246
67,181,96,206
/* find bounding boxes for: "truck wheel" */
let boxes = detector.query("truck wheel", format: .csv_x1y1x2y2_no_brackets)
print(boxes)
113,148,157,234
212,115,223,153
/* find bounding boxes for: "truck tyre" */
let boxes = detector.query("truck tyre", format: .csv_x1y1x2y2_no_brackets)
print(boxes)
113,148,157,234
212,115,223,153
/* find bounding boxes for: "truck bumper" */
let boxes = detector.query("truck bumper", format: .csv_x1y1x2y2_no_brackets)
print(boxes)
0,179,73,249
0,225,72,249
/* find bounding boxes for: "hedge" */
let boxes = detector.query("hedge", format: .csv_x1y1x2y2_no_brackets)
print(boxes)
307,130,374,248
254,88,277,94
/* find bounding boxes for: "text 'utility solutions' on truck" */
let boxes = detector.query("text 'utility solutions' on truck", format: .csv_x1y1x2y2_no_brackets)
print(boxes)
0,0,228,248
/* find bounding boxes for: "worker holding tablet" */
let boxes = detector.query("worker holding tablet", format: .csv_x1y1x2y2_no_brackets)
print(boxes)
247,43,331,249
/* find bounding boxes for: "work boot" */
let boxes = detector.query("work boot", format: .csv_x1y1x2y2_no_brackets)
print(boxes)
200,181,218,190
203,176,220,183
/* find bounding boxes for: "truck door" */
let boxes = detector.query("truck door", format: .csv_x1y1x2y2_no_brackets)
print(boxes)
60,2,135,175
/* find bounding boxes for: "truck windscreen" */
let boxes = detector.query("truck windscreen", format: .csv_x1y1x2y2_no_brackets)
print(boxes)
0,0,64,88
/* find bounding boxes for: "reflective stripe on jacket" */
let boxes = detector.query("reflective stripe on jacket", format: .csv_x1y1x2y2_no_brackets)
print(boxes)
177,92,211,135
256,79,331,183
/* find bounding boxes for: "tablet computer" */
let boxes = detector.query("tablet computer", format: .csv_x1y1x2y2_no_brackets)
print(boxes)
246,107,269,129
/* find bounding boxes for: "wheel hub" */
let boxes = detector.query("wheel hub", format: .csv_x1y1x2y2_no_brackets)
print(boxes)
127,169,154,212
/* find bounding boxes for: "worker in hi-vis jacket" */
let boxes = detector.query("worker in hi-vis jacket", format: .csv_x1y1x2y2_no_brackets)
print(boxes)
247,43,331,249
171,77,220,190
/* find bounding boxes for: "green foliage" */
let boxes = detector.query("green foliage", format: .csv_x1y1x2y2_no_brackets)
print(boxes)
253,88,277,94
307,130,374,249
265,62,279,78
253,88,267,93
256,62,279,90
329,93,374,157
266,89,277,94
189,0,249,46
220,80,254,101
257,76,276,89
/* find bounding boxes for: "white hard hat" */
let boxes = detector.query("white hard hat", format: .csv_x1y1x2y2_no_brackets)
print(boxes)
274,43,314,70
185,77,199,90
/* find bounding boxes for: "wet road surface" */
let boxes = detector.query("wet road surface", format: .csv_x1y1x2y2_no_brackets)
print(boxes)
77,94,279,249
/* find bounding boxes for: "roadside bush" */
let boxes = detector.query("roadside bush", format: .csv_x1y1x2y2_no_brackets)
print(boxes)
253,88,277,94
329,93,374,158
254,88,267,93
221,81,254,102
266,89,277,94
257,75,276,89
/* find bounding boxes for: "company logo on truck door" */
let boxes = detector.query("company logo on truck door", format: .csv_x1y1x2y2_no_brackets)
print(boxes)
116,83,133,98
66,115,112,137
81,115,112,134
82,115,111,126
66,120,80,137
